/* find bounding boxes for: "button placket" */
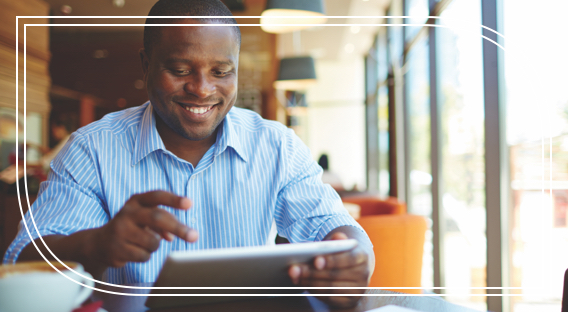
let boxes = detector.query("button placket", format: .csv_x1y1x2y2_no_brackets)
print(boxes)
187,172,197,249
180,163,193,250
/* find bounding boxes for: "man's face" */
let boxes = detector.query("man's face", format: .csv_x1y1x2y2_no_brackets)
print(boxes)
141,19,239,141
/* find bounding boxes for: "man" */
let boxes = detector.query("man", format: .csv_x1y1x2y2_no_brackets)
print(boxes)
4,0,374,307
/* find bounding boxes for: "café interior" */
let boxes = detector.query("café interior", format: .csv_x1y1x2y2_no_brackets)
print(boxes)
0,0,566,311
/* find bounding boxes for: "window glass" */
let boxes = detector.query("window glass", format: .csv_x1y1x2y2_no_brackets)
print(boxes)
404,34,434,290
437,0,486,310
387,4,404,68
404,0,429,40
504,0,568,310
377,27,390,196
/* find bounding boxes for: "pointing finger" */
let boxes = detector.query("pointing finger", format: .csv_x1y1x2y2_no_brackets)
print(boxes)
133,191,192,210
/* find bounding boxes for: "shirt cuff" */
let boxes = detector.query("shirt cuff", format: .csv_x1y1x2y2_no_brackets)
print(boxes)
315,213,371,246
2,228,52,264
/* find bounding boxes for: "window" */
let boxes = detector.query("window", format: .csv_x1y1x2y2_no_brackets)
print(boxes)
504,0,568,310
404,34,435,291
437,1,486,309
365,0,509,310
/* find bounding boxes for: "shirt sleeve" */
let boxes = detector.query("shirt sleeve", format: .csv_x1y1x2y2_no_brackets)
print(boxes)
3,132,109,264
273,128,371,244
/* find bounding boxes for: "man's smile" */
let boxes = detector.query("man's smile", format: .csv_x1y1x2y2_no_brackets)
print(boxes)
185,106,212,114
175,101,220,120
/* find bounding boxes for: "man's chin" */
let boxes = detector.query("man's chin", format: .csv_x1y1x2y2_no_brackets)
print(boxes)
180,128,217,142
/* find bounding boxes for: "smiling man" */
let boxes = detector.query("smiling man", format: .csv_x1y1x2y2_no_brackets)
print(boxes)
4,0,374,308
143,19,240,165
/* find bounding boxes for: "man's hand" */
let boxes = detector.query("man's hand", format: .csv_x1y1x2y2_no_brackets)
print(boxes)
18,191,198,279
288,229,374,308
89,191,198,269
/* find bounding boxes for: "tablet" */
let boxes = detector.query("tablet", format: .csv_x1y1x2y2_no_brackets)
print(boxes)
145,239,358,309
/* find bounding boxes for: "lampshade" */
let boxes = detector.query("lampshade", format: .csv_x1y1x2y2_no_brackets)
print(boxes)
273,56,317,90
260,0,327,34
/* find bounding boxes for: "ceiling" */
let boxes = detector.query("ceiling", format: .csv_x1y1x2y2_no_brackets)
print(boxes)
43,0,392,61
278,0,391,61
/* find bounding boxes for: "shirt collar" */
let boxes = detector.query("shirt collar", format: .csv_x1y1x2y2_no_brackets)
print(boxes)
213,110,248,163
132,103,248,165
132,103,166,166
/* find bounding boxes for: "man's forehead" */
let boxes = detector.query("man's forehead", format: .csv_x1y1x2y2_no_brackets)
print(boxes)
164,57,236,66
151,23,239,63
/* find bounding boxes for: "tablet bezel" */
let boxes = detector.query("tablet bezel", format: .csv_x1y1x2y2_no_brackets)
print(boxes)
145,239,358,309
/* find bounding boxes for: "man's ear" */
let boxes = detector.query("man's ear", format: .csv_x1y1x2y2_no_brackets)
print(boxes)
139,48,150,82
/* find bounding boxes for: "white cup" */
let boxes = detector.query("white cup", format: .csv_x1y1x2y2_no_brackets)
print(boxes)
0,260,94,312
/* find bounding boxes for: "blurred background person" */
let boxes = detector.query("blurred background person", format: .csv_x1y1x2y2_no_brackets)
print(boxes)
38,114,77,172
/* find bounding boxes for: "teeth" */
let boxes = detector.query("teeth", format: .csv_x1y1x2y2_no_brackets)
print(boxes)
188,106,210,114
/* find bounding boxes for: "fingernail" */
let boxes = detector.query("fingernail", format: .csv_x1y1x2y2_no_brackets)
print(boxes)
180,198,191,209
315,256,325,270
290,265,300,284
333,232,348,240
186,229,198,242
165,232,174,241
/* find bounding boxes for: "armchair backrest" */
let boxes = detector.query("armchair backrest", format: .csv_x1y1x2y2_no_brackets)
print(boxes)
342,196,406,216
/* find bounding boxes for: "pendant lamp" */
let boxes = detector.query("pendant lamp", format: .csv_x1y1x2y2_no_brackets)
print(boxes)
273,56,317,90
260,0,327,34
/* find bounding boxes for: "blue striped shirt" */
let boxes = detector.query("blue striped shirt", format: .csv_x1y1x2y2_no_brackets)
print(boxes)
4,102,367,284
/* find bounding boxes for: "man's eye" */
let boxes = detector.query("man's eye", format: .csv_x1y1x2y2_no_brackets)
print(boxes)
214,71,229,77
172,69,190,75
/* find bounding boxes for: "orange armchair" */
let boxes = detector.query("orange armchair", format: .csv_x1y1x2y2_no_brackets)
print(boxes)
342,195,427,294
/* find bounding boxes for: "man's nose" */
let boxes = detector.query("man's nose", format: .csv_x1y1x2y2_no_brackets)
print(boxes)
183,73,216,98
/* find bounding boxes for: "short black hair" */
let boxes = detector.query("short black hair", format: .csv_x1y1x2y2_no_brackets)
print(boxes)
143,0,241,58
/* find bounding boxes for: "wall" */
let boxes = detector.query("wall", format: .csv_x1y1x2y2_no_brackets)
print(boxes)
232,0,279,121
0,0,51,145
305,58,366,190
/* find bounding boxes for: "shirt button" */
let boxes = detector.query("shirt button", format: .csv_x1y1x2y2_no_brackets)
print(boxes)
190,218,197,224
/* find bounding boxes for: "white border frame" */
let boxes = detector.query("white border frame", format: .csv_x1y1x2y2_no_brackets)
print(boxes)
12,15,525,298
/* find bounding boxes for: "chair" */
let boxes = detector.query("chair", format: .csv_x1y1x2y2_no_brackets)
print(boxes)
342,195,427,294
